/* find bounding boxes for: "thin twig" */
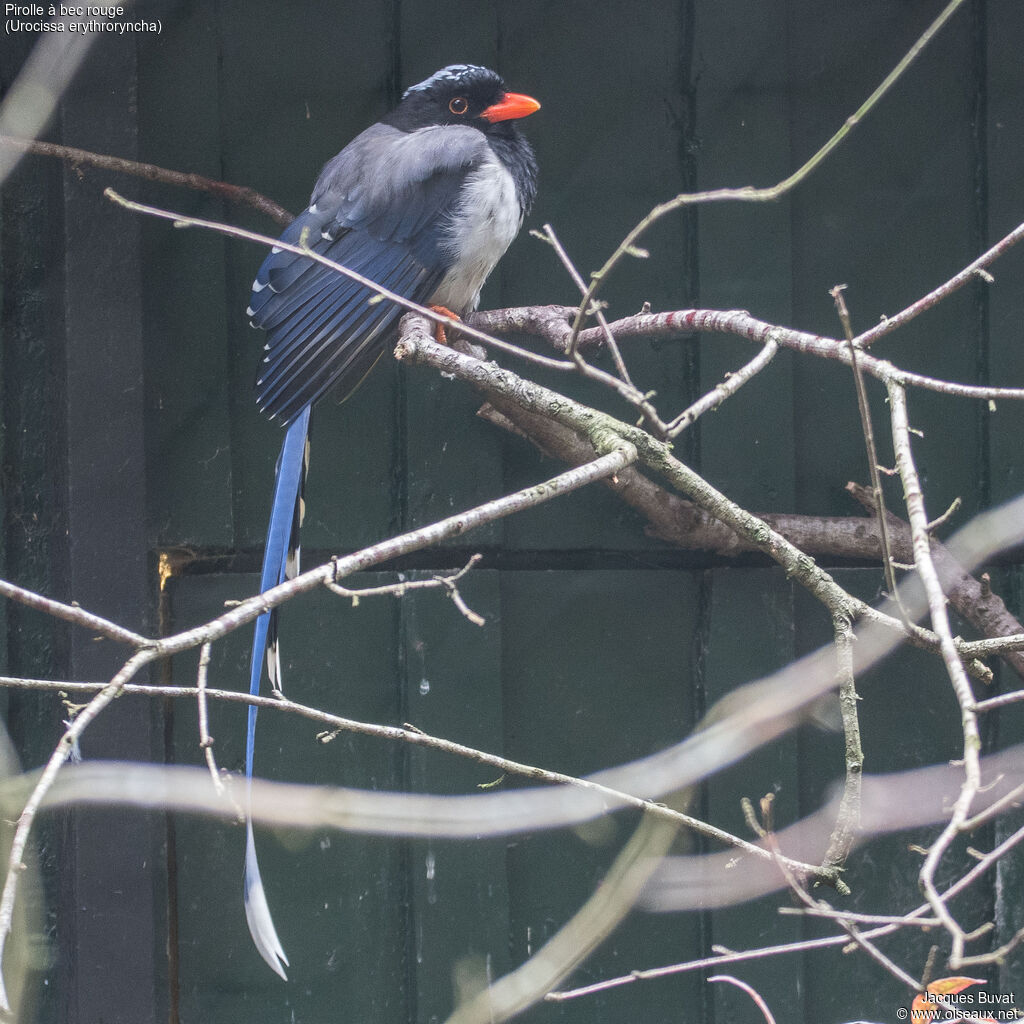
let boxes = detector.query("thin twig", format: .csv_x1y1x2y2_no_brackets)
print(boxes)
928,496,963,533
831,284,902,609
888,382,982,966
0,578,148,647
971,688,1024,712
958,781,1024,833
531,226,672,434
778,907,942,928
666,337,779,437
821,611,863,873
195,643,239,813
708,975,777,1024
325,555,486,626
104,189,589,379
535,225,637,388
855,217,1024,348
547,927,900,1001
0,134,293,225
473,306,1024,402
953,921,1024,969
763,822,924,995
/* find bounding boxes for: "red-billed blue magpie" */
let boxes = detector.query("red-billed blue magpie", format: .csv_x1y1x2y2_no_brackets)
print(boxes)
244,64,539,978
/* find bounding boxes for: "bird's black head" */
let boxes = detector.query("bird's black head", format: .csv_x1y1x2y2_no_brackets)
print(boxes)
386,64,540,135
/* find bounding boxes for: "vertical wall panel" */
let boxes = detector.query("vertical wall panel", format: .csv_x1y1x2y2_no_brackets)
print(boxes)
789,2,983,520
137,6,235,549
0,27,70,1022
57,27,164,1024
987,0,1024,505
500,569,703,1024
496,0,699,553
402,571,510,1022
702,570,802,1024
694,0,796,513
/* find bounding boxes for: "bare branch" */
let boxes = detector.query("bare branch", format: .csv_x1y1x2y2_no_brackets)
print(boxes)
971,689,1024,712
534,224,638,388
778,907,941,928
855,217,1024,348
888,382,982,966
547,929,897,1002
0,674,830,881
708,975,778,1024
831,284,902,609
0,134,293,225
325,555,487,626
0,577,148,647
398,317,868,627
665,337,778,437
822,611,863,873
150,441,637,666
475,306,1024,402
194,642,242,817
104,189,578,376
959,782,1024,832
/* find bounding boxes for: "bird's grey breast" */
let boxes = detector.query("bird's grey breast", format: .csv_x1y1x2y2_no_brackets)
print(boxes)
433,144,523,314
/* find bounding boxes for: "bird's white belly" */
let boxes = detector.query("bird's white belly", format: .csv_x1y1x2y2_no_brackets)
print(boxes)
432,155,523,314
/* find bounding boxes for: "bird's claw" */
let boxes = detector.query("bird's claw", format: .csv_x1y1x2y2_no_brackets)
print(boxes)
429,305,461,345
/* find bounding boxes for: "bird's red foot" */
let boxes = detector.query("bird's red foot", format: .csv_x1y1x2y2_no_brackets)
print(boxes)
429,305,461,344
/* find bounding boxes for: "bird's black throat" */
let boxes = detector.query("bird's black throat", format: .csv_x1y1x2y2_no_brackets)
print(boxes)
489,126,538,217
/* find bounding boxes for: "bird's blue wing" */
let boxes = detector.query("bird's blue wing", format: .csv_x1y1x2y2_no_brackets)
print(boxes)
248,124,489,423
252,227,442,422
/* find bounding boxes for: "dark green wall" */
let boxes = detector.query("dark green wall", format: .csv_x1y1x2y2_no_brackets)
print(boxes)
2,1,1023,1022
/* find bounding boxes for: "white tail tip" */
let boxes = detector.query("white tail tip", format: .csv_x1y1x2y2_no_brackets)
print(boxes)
243,822,289,980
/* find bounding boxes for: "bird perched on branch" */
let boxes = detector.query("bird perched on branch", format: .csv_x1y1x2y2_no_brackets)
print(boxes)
244,64,539,978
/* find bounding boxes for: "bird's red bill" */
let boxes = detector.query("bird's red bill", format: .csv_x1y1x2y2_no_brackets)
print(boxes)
481,92,541,123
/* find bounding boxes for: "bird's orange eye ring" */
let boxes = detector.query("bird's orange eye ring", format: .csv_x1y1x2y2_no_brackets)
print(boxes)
449,96,469,115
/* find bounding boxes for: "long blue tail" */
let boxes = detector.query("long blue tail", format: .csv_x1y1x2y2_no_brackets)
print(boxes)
243,405,311,980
